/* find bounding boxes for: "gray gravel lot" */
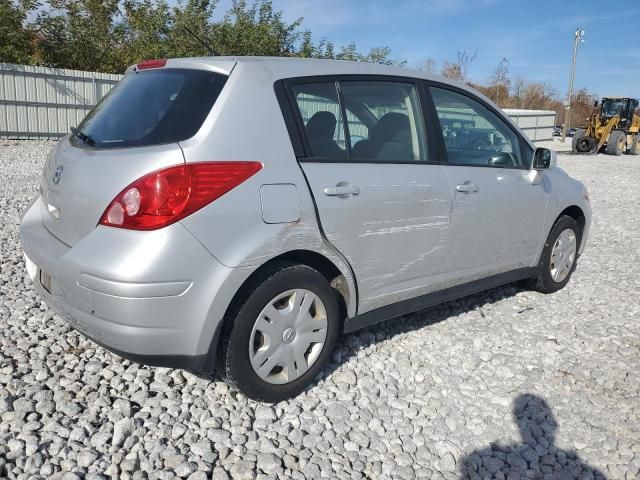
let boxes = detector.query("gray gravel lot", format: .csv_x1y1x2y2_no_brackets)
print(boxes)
1,140,639,480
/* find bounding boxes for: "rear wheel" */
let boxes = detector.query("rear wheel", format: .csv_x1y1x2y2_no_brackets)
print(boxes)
605,130,626,155
219,262,340,402
629,134,640,155
529,215,580,294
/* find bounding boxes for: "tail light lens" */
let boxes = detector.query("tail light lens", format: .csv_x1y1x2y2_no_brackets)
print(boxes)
99,162,262,230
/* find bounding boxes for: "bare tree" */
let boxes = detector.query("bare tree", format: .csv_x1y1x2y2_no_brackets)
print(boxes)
489,57,510,106
441,50,477,82
440,62,462,81
521,82,557,110
418,58,437,74
511,76,526,108
570,88,599,128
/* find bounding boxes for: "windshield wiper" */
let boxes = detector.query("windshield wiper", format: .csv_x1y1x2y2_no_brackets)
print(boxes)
70,126,95,146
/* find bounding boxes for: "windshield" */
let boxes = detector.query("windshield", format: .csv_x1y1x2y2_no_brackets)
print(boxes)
601,99,625,117
74,68,227,149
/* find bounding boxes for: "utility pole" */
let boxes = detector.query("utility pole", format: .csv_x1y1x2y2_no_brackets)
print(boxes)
562,28,585,142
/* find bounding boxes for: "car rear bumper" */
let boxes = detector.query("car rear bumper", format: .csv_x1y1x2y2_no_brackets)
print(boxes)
20,195,248,374
24,266,213,372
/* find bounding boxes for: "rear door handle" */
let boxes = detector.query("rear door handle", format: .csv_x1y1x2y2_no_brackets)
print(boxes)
323,184,360,197
456,182,479,194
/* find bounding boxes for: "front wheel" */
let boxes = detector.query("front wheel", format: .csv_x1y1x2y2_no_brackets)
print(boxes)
605,130,626,156
529,215,581,294
219,262,340,402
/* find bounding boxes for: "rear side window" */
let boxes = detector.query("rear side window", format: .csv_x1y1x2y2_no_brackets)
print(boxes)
74,69,227,149
289,79,428,162
341,81,427,162
290,83,347,159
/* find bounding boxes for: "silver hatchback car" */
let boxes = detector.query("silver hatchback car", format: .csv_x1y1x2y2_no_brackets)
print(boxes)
20,57,591,401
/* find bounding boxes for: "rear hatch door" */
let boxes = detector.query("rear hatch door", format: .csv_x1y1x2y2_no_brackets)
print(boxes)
40,64,231,246
41,140,185,246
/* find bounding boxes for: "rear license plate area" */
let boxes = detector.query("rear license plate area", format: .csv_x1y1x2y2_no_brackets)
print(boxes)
40,269,52,294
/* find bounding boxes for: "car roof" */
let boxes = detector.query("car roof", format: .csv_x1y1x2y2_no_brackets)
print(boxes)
136,55,467,88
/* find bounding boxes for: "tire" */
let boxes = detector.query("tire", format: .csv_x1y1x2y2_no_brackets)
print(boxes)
528,215,581,294
629,134,640,155
218,261,340,402
571,128,586,153
574,135,597,153
605,130,626,156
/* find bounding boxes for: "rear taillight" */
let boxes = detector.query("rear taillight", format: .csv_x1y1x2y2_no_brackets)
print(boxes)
99,162,262,230
136,59,167,70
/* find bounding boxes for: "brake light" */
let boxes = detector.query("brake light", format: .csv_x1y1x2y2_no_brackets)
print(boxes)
99,162,262,230
136,59,167,70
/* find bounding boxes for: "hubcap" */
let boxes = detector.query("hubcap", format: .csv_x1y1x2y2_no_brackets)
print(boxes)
282,328,296,343
550,228,577,283
249,289,328,384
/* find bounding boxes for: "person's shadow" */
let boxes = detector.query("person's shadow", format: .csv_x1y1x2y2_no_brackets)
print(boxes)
460,394,607,480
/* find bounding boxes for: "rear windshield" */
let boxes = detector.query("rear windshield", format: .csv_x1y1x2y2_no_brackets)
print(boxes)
73,68,227,149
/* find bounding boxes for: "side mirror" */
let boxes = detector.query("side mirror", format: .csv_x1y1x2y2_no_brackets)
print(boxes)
593,100,599,108
533,147,556,170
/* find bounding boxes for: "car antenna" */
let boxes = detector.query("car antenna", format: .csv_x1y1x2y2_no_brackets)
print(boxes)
183,26,218,56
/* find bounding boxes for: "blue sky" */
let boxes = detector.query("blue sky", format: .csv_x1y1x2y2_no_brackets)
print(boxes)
220,0,640,99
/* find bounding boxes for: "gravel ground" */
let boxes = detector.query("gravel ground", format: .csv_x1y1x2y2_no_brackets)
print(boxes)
1,140,638,480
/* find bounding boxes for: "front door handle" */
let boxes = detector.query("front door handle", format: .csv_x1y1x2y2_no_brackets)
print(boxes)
323,184,360,197
456,182,479,194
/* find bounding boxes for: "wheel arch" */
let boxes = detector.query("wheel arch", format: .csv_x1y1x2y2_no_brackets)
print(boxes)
556,205,586,245
271,249,353,321
220,249,353,335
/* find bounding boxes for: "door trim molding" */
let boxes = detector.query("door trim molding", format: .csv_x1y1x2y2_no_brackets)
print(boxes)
343,267,535,333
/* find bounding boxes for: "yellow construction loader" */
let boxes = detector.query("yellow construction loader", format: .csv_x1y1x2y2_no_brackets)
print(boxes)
572,97,640,155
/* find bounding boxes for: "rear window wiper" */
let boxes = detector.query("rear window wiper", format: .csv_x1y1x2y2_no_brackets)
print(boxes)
70,126,96,146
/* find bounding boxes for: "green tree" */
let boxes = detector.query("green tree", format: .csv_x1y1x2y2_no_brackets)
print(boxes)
0,0,38,64
168,0,216,57
313,38,335,60
367,46,401,65
297,30,315,58
118,0,172,67
19,0,400,73
35,0,123,72
336,43,362,62
211,0,301,56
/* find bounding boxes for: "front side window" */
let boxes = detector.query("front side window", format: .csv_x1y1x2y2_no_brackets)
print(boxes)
341,81,427,162
290,82,347,159
430,87,524,168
